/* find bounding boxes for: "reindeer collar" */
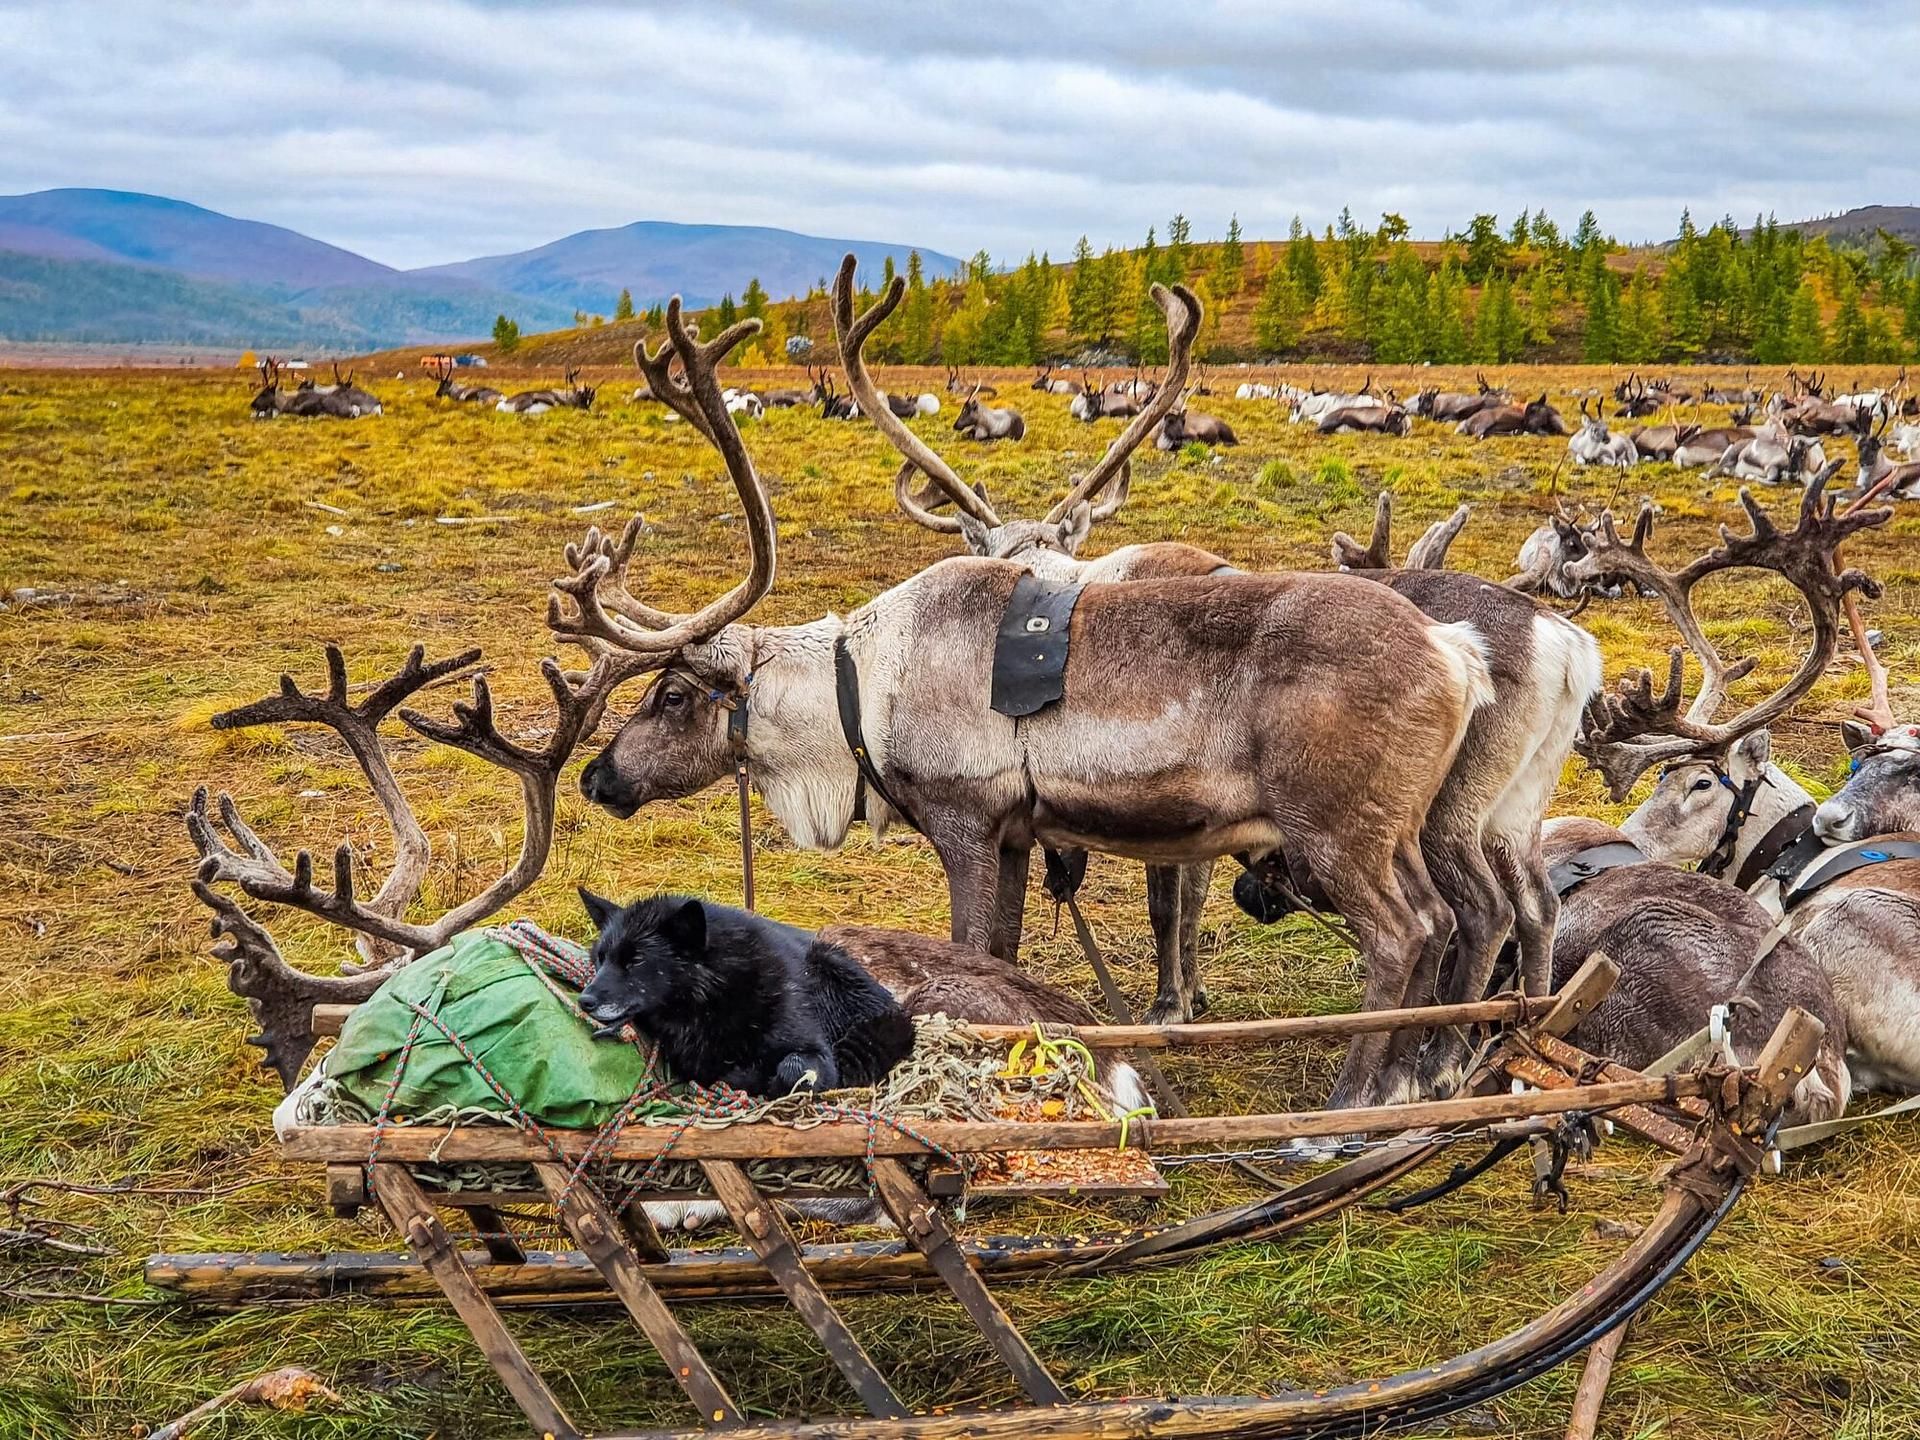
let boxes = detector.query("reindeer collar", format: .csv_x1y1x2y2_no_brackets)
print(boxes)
1729,803,1818,892
833,634,920,833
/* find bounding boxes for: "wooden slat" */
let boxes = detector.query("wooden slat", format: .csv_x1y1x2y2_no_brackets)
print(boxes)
368,1165,580,1440
701,1161,907,1420
466,1205,529,1266
311,992,1545,1048
284,1073,1711,1164
532,1164,739,1428
619,1200,673,1264
1536,953,1620,1039
1498,1054,1697,1155
1565,1324,1629,1440
869,1158,1065,1407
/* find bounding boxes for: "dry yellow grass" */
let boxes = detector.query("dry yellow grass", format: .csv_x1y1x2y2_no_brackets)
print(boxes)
2,363,1917,1439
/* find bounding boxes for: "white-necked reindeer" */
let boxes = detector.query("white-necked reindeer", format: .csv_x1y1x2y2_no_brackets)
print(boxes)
1569,399,1638,468
952,385,1025,441
497,367,595,414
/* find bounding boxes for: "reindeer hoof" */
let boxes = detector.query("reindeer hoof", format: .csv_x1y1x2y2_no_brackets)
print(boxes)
1143,998,1189,1026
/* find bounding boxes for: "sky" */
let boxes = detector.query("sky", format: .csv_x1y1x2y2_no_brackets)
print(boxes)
2,0,1917,270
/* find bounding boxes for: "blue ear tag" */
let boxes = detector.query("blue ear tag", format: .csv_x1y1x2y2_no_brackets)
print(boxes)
1849,756,1863,774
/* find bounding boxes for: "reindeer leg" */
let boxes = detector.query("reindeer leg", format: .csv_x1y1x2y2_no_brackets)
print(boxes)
1143,865,1187,1025
1488,834,1558,999
1403,828,1512,1101
1317,834,1452,1114
990,843,1033,965
1178,861,1214,1018
928,821,1006,955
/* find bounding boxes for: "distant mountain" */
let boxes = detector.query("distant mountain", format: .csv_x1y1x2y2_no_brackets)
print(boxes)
415,220,963,313
0,188,395,289
0,250,578,349
0,189,959,348
1783,205,1920,244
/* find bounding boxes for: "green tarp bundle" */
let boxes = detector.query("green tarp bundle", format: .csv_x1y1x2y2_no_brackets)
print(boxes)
324,928,660,1130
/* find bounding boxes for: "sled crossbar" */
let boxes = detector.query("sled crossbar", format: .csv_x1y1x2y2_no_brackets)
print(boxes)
307,991,1546,1045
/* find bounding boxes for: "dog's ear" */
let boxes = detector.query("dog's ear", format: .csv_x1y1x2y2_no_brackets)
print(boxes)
661,898,707,955
578,887,622,932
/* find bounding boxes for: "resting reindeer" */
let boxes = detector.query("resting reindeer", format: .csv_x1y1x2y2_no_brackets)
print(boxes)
1569,399,1638,468
1291,376,1377,426
1568,471,1912,1095
1030,364,1080,395
1156,393,1239,448
1459,393,1570,438
831,260,1591,1106
1853,411,1920,499
952,385,1025,441
249,358,366,420
1070,374,1143,421
427,357,501,407
1704,413,1825,485
1422,372,1510,424
1317,394,1410,437
498,367,595,414
573,275,1499,1111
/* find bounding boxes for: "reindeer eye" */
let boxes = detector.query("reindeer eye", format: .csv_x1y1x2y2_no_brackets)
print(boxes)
1692,777,1714,793
660,687,686,711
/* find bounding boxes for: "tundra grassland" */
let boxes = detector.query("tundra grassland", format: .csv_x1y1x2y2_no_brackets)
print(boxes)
2,363,1918,1440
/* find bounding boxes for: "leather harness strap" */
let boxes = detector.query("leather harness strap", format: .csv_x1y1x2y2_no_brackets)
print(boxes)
833,634,921,834
1547,841,1649,898
1779,836,1920,911
1729,803,1817,893
1693,766,1766,880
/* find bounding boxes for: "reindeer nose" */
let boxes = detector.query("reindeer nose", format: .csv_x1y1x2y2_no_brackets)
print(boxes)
1813,798,1859,843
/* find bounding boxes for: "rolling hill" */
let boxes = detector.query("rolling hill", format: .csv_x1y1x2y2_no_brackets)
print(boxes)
415,220,961,314
0,189,960,349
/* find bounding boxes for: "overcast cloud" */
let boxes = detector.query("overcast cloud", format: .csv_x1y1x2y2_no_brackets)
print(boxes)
2,0,1916,269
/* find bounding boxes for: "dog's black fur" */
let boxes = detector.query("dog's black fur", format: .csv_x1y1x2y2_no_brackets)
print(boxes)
577,890,915,1097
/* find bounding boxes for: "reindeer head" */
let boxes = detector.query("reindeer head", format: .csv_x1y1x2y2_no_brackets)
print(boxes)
249,358,285,417
1818,723,1920,842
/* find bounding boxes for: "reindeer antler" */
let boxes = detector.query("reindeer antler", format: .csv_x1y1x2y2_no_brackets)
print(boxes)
1570,467,1891,797
1332,492,1470,572
553,298,774,667
831,255,1001,529
835,253,1199,536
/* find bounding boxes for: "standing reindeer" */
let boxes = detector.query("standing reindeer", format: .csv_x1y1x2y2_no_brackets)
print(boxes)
826,258,1593,1099
498,367,595,414
573,273,1501,1110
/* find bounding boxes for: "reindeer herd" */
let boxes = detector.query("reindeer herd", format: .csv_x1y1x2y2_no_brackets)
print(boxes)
213,268,1920,1146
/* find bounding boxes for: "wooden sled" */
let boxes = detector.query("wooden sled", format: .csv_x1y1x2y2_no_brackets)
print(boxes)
147,958,1824,1439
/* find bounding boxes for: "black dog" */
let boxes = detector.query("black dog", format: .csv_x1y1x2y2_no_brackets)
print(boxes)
577,890,915,1097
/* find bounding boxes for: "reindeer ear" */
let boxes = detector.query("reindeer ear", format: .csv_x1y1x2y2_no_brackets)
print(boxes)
579,887,622,932
956,510,994,555
1841,719,1880,754
1057,502,1092,553
1731,729,1771,772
